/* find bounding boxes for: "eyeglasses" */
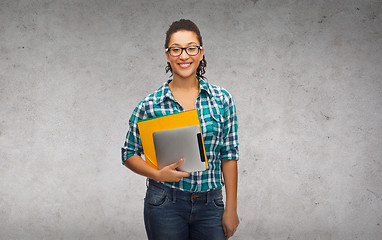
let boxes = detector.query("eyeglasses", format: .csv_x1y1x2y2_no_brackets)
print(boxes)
165,46,203,57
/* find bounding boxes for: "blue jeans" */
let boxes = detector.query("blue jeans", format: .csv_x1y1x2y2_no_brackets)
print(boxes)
144,179,225,240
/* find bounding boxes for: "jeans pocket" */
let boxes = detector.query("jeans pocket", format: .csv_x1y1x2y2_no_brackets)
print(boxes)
146,188,167,207
213,197,225,209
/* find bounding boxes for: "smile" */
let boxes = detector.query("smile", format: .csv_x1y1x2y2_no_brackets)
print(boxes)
178,63,192,68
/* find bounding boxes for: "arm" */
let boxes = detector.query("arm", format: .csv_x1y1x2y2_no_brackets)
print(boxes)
219,90,239,238
124,155,190,182
222,159,239,239
122,102,190,182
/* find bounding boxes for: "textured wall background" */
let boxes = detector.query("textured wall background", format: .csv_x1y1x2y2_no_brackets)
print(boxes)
1,0,381,239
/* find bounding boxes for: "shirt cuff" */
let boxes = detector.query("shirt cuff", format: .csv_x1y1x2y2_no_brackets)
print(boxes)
121,147,140,164
220,147,239,161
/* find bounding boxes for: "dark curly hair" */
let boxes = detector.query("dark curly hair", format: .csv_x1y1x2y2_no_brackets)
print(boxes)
165,19,207,80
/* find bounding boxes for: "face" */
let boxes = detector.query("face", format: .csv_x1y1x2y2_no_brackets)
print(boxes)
166,30,204,80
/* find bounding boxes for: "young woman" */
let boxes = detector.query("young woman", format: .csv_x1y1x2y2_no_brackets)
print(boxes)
122,19,239,240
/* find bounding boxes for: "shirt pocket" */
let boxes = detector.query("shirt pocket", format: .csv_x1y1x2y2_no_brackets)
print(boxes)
211,111,224,139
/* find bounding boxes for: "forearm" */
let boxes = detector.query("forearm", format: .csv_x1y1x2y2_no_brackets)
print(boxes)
222,160,238,211
124,155,159,181
124,155,190,182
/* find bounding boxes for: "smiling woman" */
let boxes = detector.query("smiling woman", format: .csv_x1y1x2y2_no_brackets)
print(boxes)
121,19,240,240
164,20,207,81
165,30,204,85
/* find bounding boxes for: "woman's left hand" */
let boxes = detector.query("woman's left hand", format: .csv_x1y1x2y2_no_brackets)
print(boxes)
222,209,239,239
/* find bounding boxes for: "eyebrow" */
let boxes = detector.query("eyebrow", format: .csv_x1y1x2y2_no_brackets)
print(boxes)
170,42,198,47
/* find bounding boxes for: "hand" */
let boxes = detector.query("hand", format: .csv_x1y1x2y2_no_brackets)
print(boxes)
155,158,190,182
222,209,239,239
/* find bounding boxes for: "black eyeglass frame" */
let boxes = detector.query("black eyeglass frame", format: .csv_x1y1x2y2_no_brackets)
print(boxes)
165,46,203,57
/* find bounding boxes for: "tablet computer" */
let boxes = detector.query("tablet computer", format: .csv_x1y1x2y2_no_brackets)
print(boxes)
153,125,207,172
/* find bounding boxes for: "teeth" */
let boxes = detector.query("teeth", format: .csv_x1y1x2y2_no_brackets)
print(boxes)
180,63,190,66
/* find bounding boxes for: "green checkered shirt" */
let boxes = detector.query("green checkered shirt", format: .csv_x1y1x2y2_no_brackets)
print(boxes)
121,78,239,192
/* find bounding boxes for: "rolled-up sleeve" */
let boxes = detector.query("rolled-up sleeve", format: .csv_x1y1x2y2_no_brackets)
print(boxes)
220,91,239,161
121,102,146,164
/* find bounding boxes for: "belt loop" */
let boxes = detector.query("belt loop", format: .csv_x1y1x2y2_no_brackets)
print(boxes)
172,189,176,203
146,178,149,188
206,191,210,205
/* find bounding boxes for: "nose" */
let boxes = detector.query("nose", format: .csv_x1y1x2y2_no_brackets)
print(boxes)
179,49,189,60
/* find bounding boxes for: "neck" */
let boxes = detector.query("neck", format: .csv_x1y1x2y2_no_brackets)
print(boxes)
170,75,199,91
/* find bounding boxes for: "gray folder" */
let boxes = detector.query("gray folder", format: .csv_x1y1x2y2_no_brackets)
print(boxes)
153,125,206,172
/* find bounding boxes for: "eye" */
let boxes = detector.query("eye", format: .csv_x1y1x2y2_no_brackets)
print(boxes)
171,48,181,53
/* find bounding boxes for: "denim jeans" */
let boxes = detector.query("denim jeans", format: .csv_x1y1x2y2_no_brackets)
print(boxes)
144,179,225,240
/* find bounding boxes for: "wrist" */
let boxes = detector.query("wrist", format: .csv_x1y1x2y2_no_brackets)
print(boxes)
150,169,161,182
225,201,237,212
225,206,237,213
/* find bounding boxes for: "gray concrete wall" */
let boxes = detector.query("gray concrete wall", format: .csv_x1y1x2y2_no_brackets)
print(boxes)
1,0,381,239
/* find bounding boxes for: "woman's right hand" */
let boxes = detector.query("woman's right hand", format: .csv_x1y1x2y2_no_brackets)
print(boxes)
155,158,191,182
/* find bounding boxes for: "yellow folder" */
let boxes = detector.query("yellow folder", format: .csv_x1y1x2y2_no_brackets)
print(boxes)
137,109,208,170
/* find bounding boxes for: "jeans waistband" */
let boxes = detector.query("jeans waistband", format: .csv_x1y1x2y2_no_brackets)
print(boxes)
147,179,222,203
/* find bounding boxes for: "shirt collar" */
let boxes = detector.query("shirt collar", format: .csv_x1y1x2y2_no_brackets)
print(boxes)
155,80,174,104
155,78,212,105
199,78,212,97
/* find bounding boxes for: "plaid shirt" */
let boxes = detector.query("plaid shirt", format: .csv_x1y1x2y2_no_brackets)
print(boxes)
121,78,239,192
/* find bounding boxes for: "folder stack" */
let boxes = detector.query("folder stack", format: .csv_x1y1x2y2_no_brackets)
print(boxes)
137,109,208,172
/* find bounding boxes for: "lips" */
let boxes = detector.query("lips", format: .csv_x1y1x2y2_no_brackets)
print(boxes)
178,62,192,69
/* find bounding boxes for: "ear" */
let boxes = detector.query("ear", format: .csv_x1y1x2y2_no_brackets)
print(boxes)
165,50,171,63
198,47,204,62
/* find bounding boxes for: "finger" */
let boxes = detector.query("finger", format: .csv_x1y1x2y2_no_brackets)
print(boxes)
170,158,190,169
170,158,184,169
224,228,234,239
223,225,227,237
177,171,191,178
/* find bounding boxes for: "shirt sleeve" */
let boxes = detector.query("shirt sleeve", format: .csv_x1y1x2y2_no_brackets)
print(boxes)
121,102,146,164
220,91,239,161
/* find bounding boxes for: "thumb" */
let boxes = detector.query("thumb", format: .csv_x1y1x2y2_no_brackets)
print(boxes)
170,158,184,169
